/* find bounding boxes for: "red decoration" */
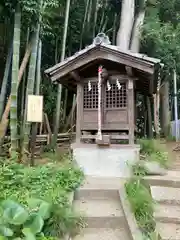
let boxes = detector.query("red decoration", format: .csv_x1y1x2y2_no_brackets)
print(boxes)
98,66,102,73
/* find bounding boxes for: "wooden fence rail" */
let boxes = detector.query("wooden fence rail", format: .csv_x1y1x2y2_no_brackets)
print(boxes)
3,132,76,146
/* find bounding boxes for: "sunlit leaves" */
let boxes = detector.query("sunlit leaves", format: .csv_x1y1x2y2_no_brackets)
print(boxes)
142,0,180,85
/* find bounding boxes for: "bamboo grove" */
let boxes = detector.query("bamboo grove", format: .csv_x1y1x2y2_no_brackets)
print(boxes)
0,0,180,161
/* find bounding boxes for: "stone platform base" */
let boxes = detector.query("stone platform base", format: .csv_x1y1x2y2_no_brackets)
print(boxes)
71,143,140,177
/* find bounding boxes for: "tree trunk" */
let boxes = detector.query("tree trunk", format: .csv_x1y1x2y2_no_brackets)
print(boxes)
112,13,117,45
10,3,21,151
130,1,147,52
19,28,30,161
0,44,31,124
79,0,90,49
128,0,147,138
155,78,161,137
146,96,153,138
98,0,108,33
0,43,31,149
30,40,42,165
116,0,135,49
20,28,30,126
63,89,68,123
53,0,71,148
24,24,40,151
0,41,12,119
92,0,99,38
161,81,170,137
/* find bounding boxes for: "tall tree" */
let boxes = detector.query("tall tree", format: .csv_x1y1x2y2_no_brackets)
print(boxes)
52,0,71,148
116,0,135,49
30,40,42,165
10,2,21,152
130,0,147,52
0,41,12,119
23,26,40,151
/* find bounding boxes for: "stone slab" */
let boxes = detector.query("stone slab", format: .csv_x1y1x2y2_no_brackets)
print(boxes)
72,144,140,177
73,227,130,240
151,186,180,204
145,171,180,188
155,204,180,223
156,222,180,240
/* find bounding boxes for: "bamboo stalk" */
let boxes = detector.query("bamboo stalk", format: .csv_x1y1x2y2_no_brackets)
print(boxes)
63,96,77,132
0,44,31,123
0,41,12,119
30,39,42,166
10,3,21,151
53,0,71,148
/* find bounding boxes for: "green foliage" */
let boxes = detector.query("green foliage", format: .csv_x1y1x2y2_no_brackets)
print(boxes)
139,138,159,155
0,158,84,238
142,0,180,94
125,178,156,237
126,139,171,237
125,160,161,239
138,138,170,168
131,162,147,176
0,198,52,239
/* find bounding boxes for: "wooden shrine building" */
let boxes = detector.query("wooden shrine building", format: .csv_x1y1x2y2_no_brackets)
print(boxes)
45,35,161,145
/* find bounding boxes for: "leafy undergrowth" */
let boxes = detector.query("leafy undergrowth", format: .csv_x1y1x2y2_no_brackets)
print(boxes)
0,152,84,239
125,139,169,239
125,178,157,239
125,164,161,239
138,138,170,168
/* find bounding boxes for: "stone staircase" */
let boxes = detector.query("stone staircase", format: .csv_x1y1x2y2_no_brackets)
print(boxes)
72,177,136,240
147,172,180,240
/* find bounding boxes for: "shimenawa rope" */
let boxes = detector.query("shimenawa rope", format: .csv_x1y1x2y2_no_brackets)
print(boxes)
97,65,103,140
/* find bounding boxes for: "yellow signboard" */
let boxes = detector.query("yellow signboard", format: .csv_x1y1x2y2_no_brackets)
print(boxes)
27,95,43,123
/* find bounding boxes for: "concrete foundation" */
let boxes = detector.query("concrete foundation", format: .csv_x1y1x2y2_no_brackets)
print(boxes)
71,143,140,177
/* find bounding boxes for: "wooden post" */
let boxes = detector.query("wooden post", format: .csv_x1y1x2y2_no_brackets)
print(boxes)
146,96,153,138
128,78,134,144
134,91,137,129
44,113,52,144
76,83,83,143
161,81,170,137
63,89,68,123
153,94,158,136
144,110,147,137
153,81,160,137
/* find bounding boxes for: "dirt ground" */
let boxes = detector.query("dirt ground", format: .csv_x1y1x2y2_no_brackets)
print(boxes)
35,143,71,165
164,141,180,170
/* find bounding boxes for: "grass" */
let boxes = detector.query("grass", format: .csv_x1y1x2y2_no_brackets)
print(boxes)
125,138,166,239
125,178,155,237
138,138,170,168
0,151,84,238
125,168,160,239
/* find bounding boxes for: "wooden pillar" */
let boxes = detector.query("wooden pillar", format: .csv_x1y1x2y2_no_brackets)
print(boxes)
128,78,134,144
153,94,158,136
144,110,147,137
76,83,83,143
161,81,170,137
153,90,160,138
146,96,153,138
134,90,137,129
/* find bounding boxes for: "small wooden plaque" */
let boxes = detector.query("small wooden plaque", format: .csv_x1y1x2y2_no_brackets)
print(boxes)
27,95,43,123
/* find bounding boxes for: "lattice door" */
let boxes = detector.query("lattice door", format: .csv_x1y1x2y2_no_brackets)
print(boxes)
83,82,98,109
83,81,127,110
105,82,127,109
